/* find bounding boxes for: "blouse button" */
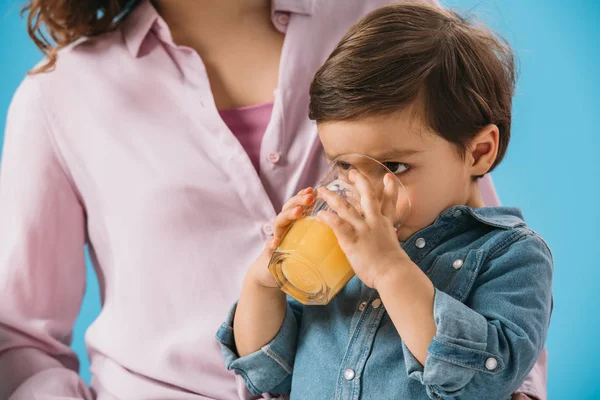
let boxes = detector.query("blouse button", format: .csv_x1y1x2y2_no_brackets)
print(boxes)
415,238,426,249
262,223,274,236
277,13,290,25
268,152,281,164
452,259,464,270
343,368,356,381
485,357,498,371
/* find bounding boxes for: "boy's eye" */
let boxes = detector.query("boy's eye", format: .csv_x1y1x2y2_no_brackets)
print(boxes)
339,161,353,170
383,162,410,175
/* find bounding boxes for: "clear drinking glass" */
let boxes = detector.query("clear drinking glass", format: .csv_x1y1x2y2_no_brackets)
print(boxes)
268,154,411,305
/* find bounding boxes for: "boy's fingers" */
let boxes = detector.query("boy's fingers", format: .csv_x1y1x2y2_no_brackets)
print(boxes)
381,174,399,219
258,238,278,264
317,210,355,242
273,206,303,237
317,187,362,227
265,237,279,252
349,170,380,220
282,191,314,212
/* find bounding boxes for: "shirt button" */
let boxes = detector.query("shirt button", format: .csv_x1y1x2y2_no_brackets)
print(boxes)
277,13,290,25
453,210,463,217
371,298,382,309
415,238,426,249
268,152,281,164
358,301,367,311
452,259,464,270
343,368,355,381
485,357,498,371
262,223,274,236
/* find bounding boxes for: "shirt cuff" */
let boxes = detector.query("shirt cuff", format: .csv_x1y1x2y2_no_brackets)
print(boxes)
514,346,548,400
513,389,542,400
404,289,504,397
216,302,299,395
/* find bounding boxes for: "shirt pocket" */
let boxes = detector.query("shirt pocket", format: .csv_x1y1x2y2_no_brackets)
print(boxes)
425,249,485,302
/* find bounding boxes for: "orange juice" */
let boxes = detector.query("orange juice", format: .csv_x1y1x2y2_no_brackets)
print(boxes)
268,217,354,305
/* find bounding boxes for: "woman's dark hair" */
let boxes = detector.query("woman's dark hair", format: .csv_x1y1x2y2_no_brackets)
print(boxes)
23,0,140,73
309,2,516,172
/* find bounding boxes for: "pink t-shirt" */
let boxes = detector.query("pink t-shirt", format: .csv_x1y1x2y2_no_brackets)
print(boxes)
219,102,274,175
0,0,544,399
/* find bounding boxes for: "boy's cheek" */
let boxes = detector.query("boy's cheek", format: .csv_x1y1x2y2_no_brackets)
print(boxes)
396,198,439,240
395,202,423,241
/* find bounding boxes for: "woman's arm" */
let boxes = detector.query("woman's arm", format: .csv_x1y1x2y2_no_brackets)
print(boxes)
0,77,92,399
512,348,548,400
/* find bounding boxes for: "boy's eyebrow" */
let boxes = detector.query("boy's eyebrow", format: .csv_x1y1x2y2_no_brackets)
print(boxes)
325,149,422,160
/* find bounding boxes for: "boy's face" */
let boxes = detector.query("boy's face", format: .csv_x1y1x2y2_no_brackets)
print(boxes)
318,109,492,241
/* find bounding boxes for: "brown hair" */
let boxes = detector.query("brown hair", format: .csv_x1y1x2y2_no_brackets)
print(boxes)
309,2,516,172
23,0,139,73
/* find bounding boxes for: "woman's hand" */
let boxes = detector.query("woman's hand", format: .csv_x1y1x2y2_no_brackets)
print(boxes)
247,187,315,288
316,170,409,289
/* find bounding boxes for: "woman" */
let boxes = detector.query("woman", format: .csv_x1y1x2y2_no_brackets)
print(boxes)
0,0,547,399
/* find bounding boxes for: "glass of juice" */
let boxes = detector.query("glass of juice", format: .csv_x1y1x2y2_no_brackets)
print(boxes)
268,154,411,305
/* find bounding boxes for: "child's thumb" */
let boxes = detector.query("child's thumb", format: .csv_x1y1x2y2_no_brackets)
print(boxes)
264,237,280,253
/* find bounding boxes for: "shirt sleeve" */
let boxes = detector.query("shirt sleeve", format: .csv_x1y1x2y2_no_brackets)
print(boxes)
513,347,548,400
402,232,553,400
216,300,302,396
480,174,549,400
479,174,501,207
0,77,91,399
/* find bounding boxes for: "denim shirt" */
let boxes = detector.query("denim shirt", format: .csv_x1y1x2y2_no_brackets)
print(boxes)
216,206,553,400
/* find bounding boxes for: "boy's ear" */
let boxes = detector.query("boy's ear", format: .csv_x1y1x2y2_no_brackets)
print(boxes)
467,124,499,177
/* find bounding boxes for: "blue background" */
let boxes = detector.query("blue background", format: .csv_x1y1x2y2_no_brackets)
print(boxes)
1,0,599,398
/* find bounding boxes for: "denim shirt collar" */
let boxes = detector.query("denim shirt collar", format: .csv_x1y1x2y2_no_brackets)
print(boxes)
402,206,526,266
438,206,526,230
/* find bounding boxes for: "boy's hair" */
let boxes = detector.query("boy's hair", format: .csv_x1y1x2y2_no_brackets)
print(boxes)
309,2,516,172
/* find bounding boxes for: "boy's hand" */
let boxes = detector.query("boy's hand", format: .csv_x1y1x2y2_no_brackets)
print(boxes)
247,187,315,289
317,171,409,289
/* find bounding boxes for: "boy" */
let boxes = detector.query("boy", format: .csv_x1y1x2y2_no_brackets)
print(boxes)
217,3,552,399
